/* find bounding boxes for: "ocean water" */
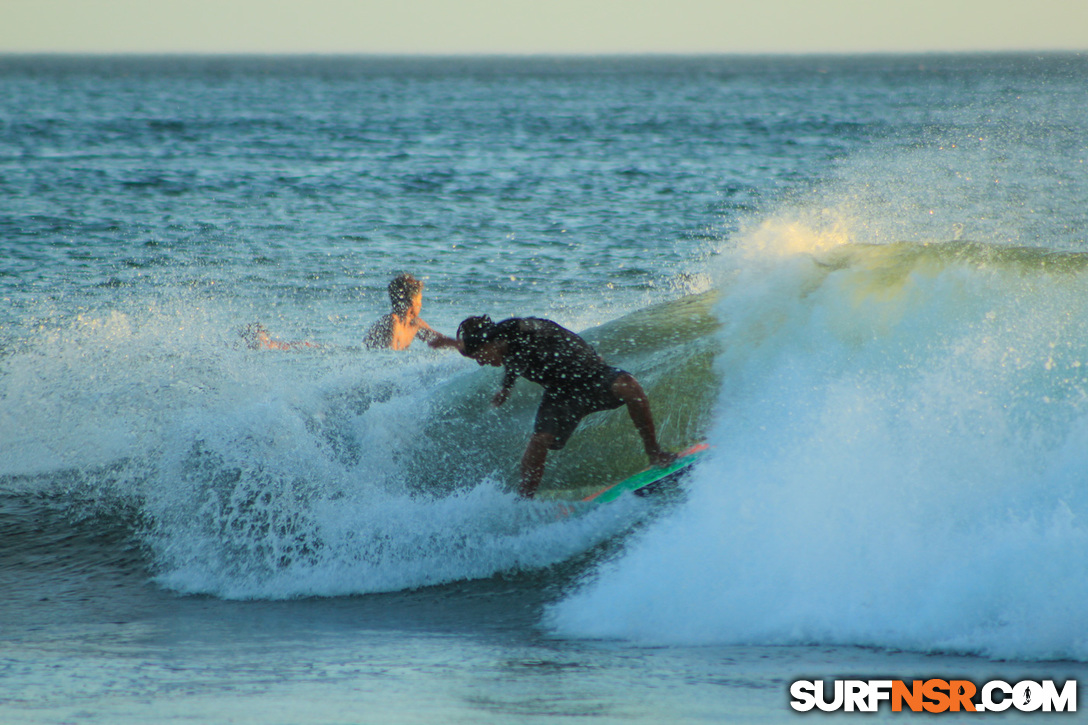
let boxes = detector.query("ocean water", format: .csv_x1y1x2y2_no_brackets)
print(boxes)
2,53,1088,723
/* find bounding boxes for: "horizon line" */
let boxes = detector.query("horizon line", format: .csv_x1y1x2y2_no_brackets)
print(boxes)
1,48,1085,59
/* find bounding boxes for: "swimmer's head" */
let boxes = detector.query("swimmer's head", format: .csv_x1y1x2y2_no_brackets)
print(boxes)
239,322,269,349
388,274,424,315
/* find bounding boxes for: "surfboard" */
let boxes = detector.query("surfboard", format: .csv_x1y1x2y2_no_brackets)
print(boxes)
555,442,709,516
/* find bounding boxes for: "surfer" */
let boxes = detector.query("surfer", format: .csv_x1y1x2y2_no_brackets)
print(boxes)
364,274,458,351
457,316,675,498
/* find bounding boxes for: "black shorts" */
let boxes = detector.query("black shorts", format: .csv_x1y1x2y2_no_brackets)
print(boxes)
534,366,627,450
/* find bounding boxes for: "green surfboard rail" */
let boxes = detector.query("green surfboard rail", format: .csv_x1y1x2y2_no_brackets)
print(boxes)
581,443,709,505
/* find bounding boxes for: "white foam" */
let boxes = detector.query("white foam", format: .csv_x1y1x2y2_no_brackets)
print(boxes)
549,234,1088,662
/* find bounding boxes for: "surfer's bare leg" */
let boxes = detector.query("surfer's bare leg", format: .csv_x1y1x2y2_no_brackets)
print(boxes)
519,432,554,498
612,374,676,467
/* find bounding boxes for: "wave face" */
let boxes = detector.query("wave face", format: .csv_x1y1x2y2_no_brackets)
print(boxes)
550,223,1088,661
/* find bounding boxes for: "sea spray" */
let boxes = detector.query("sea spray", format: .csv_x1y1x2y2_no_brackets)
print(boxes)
0,281,720,599
549,234,1088,662
144,388,659,598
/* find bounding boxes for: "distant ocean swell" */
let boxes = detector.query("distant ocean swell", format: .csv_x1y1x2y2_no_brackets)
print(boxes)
549,220,1088,662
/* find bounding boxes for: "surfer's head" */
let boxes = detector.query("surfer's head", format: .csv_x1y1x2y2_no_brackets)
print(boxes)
457,315,504,365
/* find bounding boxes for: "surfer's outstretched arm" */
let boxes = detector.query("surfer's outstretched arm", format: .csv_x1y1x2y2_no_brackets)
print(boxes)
611,373,676,467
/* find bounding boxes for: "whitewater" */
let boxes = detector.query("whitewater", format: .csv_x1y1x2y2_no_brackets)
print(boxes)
549,108,1088,661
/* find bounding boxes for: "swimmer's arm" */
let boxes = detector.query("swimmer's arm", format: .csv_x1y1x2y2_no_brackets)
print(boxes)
428,335,460,349
416,320,459,349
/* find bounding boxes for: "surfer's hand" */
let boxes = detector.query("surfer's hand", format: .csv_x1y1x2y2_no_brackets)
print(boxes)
492,388,510,407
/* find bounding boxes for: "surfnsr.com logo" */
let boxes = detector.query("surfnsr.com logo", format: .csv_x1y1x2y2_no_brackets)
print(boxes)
790,679,1077,713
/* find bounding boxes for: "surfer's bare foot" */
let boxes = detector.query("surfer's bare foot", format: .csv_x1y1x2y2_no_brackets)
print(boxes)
649,450,678,467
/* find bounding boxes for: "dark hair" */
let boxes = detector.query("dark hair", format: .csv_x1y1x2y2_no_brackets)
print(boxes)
457,315,496,356
388,274,424,314
239,322,268,349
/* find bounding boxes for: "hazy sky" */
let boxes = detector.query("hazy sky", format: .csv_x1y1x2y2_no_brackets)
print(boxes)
4,0,1087,55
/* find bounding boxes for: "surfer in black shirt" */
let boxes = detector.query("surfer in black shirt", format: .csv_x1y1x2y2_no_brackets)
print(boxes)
457,316,675,498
